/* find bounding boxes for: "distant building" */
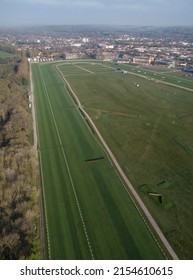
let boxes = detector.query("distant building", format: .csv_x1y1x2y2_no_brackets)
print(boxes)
133,57,149,64
155,59,175,66
82,38,89,43
149,56,155,65
105,45,114,49
117,60,133,64
93,52,118,61
65,53,86,60
72,43,82,47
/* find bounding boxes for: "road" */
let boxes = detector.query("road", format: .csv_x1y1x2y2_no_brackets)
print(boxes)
56,64,179,260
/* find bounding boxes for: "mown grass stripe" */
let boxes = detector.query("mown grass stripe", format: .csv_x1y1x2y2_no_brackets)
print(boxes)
38,65,95,260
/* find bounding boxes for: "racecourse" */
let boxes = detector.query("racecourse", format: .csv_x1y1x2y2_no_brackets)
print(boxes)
57,61,193,259
32,61,168,260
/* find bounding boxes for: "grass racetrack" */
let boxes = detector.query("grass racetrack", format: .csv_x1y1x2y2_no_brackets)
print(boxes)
32,62,167,260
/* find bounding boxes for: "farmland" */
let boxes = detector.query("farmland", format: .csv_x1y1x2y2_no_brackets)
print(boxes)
56,61,193,259
32,61,170,260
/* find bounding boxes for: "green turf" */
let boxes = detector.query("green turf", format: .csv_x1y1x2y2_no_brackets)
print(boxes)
32,62,166,260
116,63,193,90
57,61,193,259
0,50,13,59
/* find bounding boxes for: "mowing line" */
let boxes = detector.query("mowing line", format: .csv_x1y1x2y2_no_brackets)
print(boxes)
58,61,115,76
38,65,95,260
98,63,117,70
73,64,94,74
55,63,179,260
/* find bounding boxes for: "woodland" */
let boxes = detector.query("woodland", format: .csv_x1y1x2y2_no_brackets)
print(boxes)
0,48,40,259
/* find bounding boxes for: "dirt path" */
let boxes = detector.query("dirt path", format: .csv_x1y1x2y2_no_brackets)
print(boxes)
30,63,46,259
56,64,179,260
30,63,38,158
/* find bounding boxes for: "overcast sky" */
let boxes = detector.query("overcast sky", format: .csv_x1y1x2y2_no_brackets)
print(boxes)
1,0,192,27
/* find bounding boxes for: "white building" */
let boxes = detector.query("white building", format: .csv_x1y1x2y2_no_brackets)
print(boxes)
105,45,114,49
82,38,89,43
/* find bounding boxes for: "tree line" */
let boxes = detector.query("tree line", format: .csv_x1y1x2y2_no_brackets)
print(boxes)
0,50,40,259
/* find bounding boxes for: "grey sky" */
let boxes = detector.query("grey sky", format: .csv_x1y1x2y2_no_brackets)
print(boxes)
0,0,192,27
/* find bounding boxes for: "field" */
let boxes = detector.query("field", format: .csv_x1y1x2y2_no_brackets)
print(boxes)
32,61,169,260
0,50,13,59
55,61,193,259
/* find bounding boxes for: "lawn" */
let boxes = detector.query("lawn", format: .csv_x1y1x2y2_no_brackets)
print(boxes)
32,62,167,260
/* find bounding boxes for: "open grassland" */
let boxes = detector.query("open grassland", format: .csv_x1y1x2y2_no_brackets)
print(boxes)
58,61,193,259
59,62,115,76
32,62,167,260
116,63,193,90
0,50,13,59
